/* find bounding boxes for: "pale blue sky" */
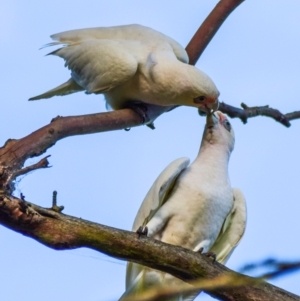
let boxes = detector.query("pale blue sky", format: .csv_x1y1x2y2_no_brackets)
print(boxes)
1,1,300,300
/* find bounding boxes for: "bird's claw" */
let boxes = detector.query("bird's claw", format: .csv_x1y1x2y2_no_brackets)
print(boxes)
124,102,174,129
125,102,150,124
146,122,155,130
136,226,148,238
198,248,216,263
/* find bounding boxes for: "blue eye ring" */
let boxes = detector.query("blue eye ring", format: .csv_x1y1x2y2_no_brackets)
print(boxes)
223,119,231,131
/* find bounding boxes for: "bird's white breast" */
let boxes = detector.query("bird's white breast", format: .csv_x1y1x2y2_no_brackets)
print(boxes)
156,162,233,252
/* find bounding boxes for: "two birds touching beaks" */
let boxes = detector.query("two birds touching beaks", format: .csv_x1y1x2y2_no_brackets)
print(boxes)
29,24,246,301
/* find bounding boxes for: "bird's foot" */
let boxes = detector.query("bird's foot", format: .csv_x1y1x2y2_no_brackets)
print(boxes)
124,102,176,129
198,248,216,263
136,226,148,238
125,102,150,123
51,115,63,123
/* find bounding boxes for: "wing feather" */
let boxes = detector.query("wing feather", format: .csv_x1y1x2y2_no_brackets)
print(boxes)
210,188,247,264
123,158,190,298
50,24,188,63
49,39,138,93
132,157,190,231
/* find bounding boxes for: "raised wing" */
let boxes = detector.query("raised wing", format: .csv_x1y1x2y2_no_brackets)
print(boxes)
132,157,190,232
124,158,190,294
50,24,189,64
49,39,138,93
210,188,247,264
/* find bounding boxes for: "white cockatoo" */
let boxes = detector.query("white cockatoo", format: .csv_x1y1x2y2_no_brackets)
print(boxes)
120,111,246,301
29,24,219,122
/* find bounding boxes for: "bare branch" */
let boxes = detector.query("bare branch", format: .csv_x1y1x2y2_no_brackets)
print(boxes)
285,111,300,122
1,102,300,192
240,258,300,280
127,258,300,301
3,155,51,186
1,1,300,300
218,101,300,127
0,195,299,301
0,109,144,190
186,0,245,64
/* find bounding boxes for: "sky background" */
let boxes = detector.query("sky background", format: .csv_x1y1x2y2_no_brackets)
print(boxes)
1,1,300,300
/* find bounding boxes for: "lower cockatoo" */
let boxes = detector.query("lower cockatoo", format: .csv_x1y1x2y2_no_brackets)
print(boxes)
119,111,246,301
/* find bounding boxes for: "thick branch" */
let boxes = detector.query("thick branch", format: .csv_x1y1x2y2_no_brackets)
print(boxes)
0,109,143,188
1,102,300,192
0,195,298,301
0,1,299,300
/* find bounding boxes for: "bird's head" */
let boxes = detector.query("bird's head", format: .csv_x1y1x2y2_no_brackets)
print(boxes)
186,67,219,111
201,111,235,153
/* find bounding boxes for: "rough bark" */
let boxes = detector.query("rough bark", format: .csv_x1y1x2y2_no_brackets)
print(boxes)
1,1,300,301
0,195,299,301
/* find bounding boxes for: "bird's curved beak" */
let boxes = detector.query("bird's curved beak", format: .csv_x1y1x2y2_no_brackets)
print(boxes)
206,112,218,128
198,98,219,116
210,98,219,112
207,99,219,112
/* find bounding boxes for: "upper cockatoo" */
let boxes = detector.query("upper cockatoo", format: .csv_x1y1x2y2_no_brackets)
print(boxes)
29,24,219,123
119,111,246,301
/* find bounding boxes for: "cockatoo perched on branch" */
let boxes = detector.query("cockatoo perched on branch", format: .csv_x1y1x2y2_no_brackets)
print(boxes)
120,111,246,301
29,24,219,123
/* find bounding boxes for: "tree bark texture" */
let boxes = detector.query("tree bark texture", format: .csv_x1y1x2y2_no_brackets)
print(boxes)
0,196,299,301
1,1,300,301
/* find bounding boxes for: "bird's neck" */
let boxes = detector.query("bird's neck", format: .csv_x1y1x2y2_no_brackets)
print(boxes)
193,142,231,178
146,57,195,104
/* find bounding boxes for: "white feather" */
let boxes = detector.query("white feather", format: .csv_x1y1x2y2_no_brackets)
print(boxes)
120,111,247,301
29,24,219,110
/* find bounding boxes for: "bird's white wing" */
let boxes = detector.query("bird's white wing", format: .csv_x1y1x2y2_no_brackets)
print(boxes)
209,188,247,264
123,157,190,295
50,24,189,64
132,157,190,232
49,39,138,93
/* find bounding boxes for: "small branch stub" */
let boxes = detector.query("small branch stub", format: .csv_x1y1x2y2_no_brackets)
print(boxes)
50,190,64,213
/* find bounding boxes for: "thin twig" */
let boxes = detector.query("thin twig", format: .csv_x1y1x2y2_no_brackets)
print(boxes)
4,155,51,186
285,111,300,121
240,258,300,280
218,101,295,127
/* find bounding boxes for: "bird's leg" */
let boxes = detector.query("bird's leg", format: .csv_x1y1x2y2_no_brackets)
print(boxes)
136,226,148,238
124,101,176,129
198,248,216,263
203,252,216,263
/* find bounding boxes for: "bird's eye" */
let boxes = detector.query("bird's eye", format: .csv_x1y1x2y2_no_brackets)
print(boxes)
223,119,231,132
194,96,207,104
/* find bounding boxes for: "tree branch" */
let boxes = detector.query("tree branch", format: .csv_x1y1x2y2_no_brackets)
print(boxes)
186,0,245,65
0,102,299,194
218,102,295,127
0,109,143,190
0,195,299,301
1,1,300,300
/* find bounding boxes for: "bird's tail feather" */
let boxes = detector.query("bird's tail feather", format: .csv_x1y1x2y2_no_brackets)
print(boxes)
119,268,198,301
29,78,83,101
